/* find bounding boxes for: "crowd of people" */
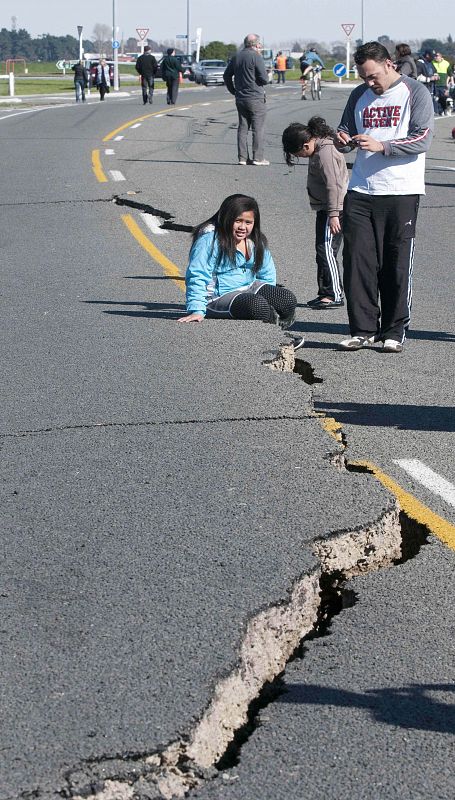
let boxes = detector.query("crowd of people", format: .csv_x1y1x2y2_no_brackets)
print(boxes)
179,37,436,355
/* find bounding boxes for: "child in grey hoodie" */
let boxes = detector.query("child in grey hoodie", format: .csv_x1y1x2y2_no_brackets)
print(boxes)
282,116,348,309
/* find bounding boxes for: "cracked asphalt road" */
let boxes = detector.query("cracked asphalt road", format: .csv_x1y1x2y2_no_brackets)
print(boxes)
1,84,454,799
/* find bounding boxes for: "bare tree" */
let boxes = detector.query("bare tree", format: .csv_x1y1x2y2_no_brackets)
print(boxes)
92,23,111,54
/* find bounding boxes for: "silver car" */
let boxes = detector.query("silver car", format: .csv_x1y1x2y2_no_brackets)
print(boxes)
193,59,226,86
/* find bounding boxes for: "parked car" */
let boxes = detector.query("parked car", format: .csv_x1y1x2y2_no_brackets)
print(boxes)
192,60,226,86
156,54,194,79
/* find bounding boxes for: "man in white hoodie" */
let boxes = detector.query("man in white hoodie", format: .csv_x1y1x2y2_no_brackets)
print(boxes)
336,41,433,353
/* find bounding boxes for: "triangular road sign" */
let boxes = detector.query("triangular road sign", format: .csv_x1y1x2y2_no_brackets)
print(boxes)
136,27,149,40
341,23,355,37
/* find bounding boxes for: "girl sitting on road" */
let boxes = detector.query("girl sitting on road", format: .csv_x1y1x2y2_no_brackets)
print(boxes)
282,116,348,310
178,194,297,326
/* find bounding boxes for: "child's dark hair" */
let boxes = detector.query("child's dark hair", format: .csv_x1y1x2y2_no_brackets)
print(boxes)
282,116,334,166
191,194,267,272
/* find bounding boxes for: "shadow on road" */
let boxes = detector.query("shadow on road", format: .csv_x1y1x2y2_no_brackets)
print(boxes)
83,300,184,319
278,682,455,735
314,400,455,432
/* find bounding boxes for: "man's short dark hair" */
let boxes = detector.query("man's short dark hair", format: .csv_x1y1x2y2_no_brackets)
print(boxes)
166,47,174,56
354,41,391,66
144,45,151,52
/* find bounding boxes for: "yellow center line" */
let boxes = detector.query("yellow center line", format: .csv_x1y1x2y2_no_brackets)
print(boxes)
315,415,455,550
352,460,455,552
102,104,195,142
121,213,185,292
91,148,108,182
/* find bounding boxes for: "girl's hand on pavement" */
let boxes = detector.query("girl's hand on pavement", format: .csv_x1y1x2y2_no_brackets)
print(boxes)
177,312,205,323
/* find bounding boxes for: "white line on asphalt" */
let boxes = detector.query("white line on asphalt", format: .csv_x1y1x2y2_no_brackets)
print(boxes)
105,148,115,154
178,107,190,110
393,459,455,507
114,135,124,140
201,102,211,106
140,211,166,235
432,165,455,171
109,170,126,181
155,113,165,117
130,123,141,128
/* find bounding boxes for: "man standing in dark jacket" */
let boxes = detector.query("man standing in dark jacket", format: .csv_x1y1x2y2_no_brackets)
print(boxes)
72,60,88,103
135,46,158,104
223,34,269,165
160,48,183,105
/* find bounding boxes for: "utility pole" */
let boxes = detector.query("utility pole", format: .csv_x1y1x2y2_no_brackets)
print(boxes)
112,0,119,90
187,0,191,56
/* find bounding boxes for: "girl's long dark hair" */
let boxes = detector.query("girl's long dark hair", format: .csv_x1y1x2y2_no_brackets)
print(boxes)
191,194,267,272
282,116,335,166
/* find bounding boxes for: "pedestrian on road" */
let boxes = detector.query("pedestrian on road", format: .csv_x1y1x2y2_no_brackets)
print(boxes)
282,116,348,310
178,194,297,325
72,59,88,103
432,51,453,115
394,44,417,79
275,52,287,84
335,41,434,353
223,34,270,165
161,48,183,105
95,59,111,101
135,45,158,105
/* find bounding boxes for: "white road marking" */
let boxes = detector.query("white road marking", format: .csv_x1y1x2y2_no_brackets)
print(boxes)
109,170,126,181
105,148,115,155
178,107,190,110
141,211,166,236
394,459,455,508
201,102,211,106
432,165,455,171
131,123,141,128
155,113,165,117
114,135,124,141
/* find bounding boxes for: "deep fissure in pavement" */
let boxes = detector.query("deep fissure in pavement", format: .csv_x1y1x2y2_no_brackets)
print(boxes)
114,196,193,232
49,348,430,800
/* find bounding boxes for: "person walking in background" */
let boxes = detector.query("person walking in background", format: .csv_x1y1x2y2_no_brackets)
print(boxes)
94,59,111,101
160,48,183,105
223,34,269,166
275,51,287,84
282,116,348,310
416,50,438,100
178,194,297,327
432,51,453,114
394,44,417,79
135,45,158,105
336,41,434,353
72,59,88,103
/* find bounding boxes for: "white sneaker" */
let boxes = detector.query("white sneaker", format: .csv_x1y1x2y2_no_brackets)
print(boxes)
339,334,377,351
383,339,403,353
238,158,247,165
252,159,270,166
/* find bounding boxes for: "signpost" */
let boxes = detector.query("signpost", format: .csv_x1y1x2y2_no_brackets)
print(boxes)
333,62,347,85
136,27,149,55
341,23,355,82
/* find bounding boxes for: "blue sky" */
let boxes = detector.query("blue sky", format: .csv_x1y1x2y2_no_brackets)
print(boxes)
2,1,451,48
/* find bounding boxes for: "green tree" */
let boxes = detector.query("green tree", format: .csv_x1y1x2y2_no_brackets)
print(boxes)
199,40,237,60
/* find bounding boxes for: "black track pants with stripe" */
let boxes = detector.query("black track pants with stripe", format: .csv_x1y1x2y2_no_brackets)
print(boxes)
315,210,344,301
343,191,419,343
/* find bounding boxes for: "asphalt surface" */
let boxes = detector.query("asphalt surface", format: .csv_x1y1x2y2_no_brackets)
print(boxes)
0,82,454,799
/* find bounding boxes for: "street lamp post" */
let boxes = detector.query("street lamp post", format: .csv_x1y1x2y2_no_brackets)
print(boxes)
112,0,119,90
187,0,190,56
77,25,83,61
361,0,365,44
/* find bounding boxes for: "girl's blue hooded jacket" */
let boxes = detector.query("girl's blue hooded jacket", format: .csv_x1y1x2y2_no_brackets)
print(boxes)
185,226,276,315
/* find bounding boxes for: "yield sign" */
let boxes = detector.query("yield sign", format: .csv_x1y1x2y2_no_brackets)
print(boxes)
341,23,355,37
136,27,149,40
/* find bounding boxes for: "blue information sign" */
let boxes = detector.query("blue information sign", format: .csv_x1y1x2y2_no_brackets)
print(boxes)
333,62,347,77
112,40,120,49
